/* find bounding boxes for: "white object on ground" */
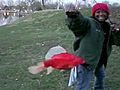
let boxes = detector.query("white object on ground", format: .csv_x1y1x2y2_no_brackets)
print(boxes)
45,45,67,74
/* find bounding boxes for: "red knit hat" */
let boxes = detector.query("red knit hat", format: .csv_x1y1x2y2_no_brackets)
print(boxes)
92,3,110,15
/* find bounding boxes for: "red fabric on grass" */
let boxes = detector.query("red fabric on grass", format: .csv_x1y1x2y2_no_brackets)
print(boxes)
44,52,85,69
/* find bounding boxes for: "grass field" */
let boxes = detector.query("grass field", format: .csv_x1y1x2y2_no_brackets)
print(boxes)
0,10,120,90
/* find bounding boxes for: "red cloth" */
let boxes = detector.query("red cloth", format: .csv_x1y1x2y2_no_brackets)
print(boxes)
44,52,85,69
92,3,110,15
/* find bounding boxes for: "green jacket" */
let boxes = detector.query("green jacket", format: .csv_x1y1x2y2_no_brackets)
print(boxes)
65,13,113,69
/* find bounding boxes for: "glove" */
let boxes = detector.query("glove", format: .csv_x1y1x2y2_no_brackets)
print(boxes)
111,23,120,32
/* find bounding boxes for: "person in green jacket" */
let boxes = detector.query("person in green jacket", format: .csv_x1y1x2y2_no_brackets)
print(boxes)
64,3,120,90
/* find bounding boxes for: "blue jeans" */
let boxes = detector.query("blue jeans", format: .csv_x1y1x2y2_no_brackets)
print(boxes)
75,65,105,90
94,66,106,90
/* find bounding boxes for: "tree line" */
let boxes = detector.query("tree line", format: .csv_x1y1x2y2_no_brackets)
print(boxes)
0,0,120,12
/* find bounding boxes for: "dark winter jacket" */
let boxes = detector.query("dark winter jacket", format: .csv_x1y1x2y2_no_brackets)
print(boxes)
65,12,114,69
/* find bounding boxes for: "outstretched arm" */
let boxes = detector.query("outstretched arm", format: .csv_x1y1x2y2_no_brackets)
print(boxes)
64,3,90,36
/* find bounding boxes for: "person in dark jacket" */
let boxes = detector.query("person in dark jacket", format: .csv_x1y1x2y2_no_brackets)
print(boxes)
64,3,119,90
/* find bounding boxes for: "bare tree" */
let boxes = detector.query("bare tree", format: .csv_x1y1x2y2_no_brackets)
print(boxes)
0,0,6,9
5,0,14,6
14,0,20,6
112,2,120,7
39,0,49,9
57,0,63,10
41,0,45,9
25,0,36,12
57,0,60,10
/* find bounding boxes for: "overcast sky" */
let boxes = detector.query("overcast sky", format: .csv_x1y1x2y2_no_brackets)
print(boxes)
2,0,120,5
53,0,120,4
3,0,120,4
